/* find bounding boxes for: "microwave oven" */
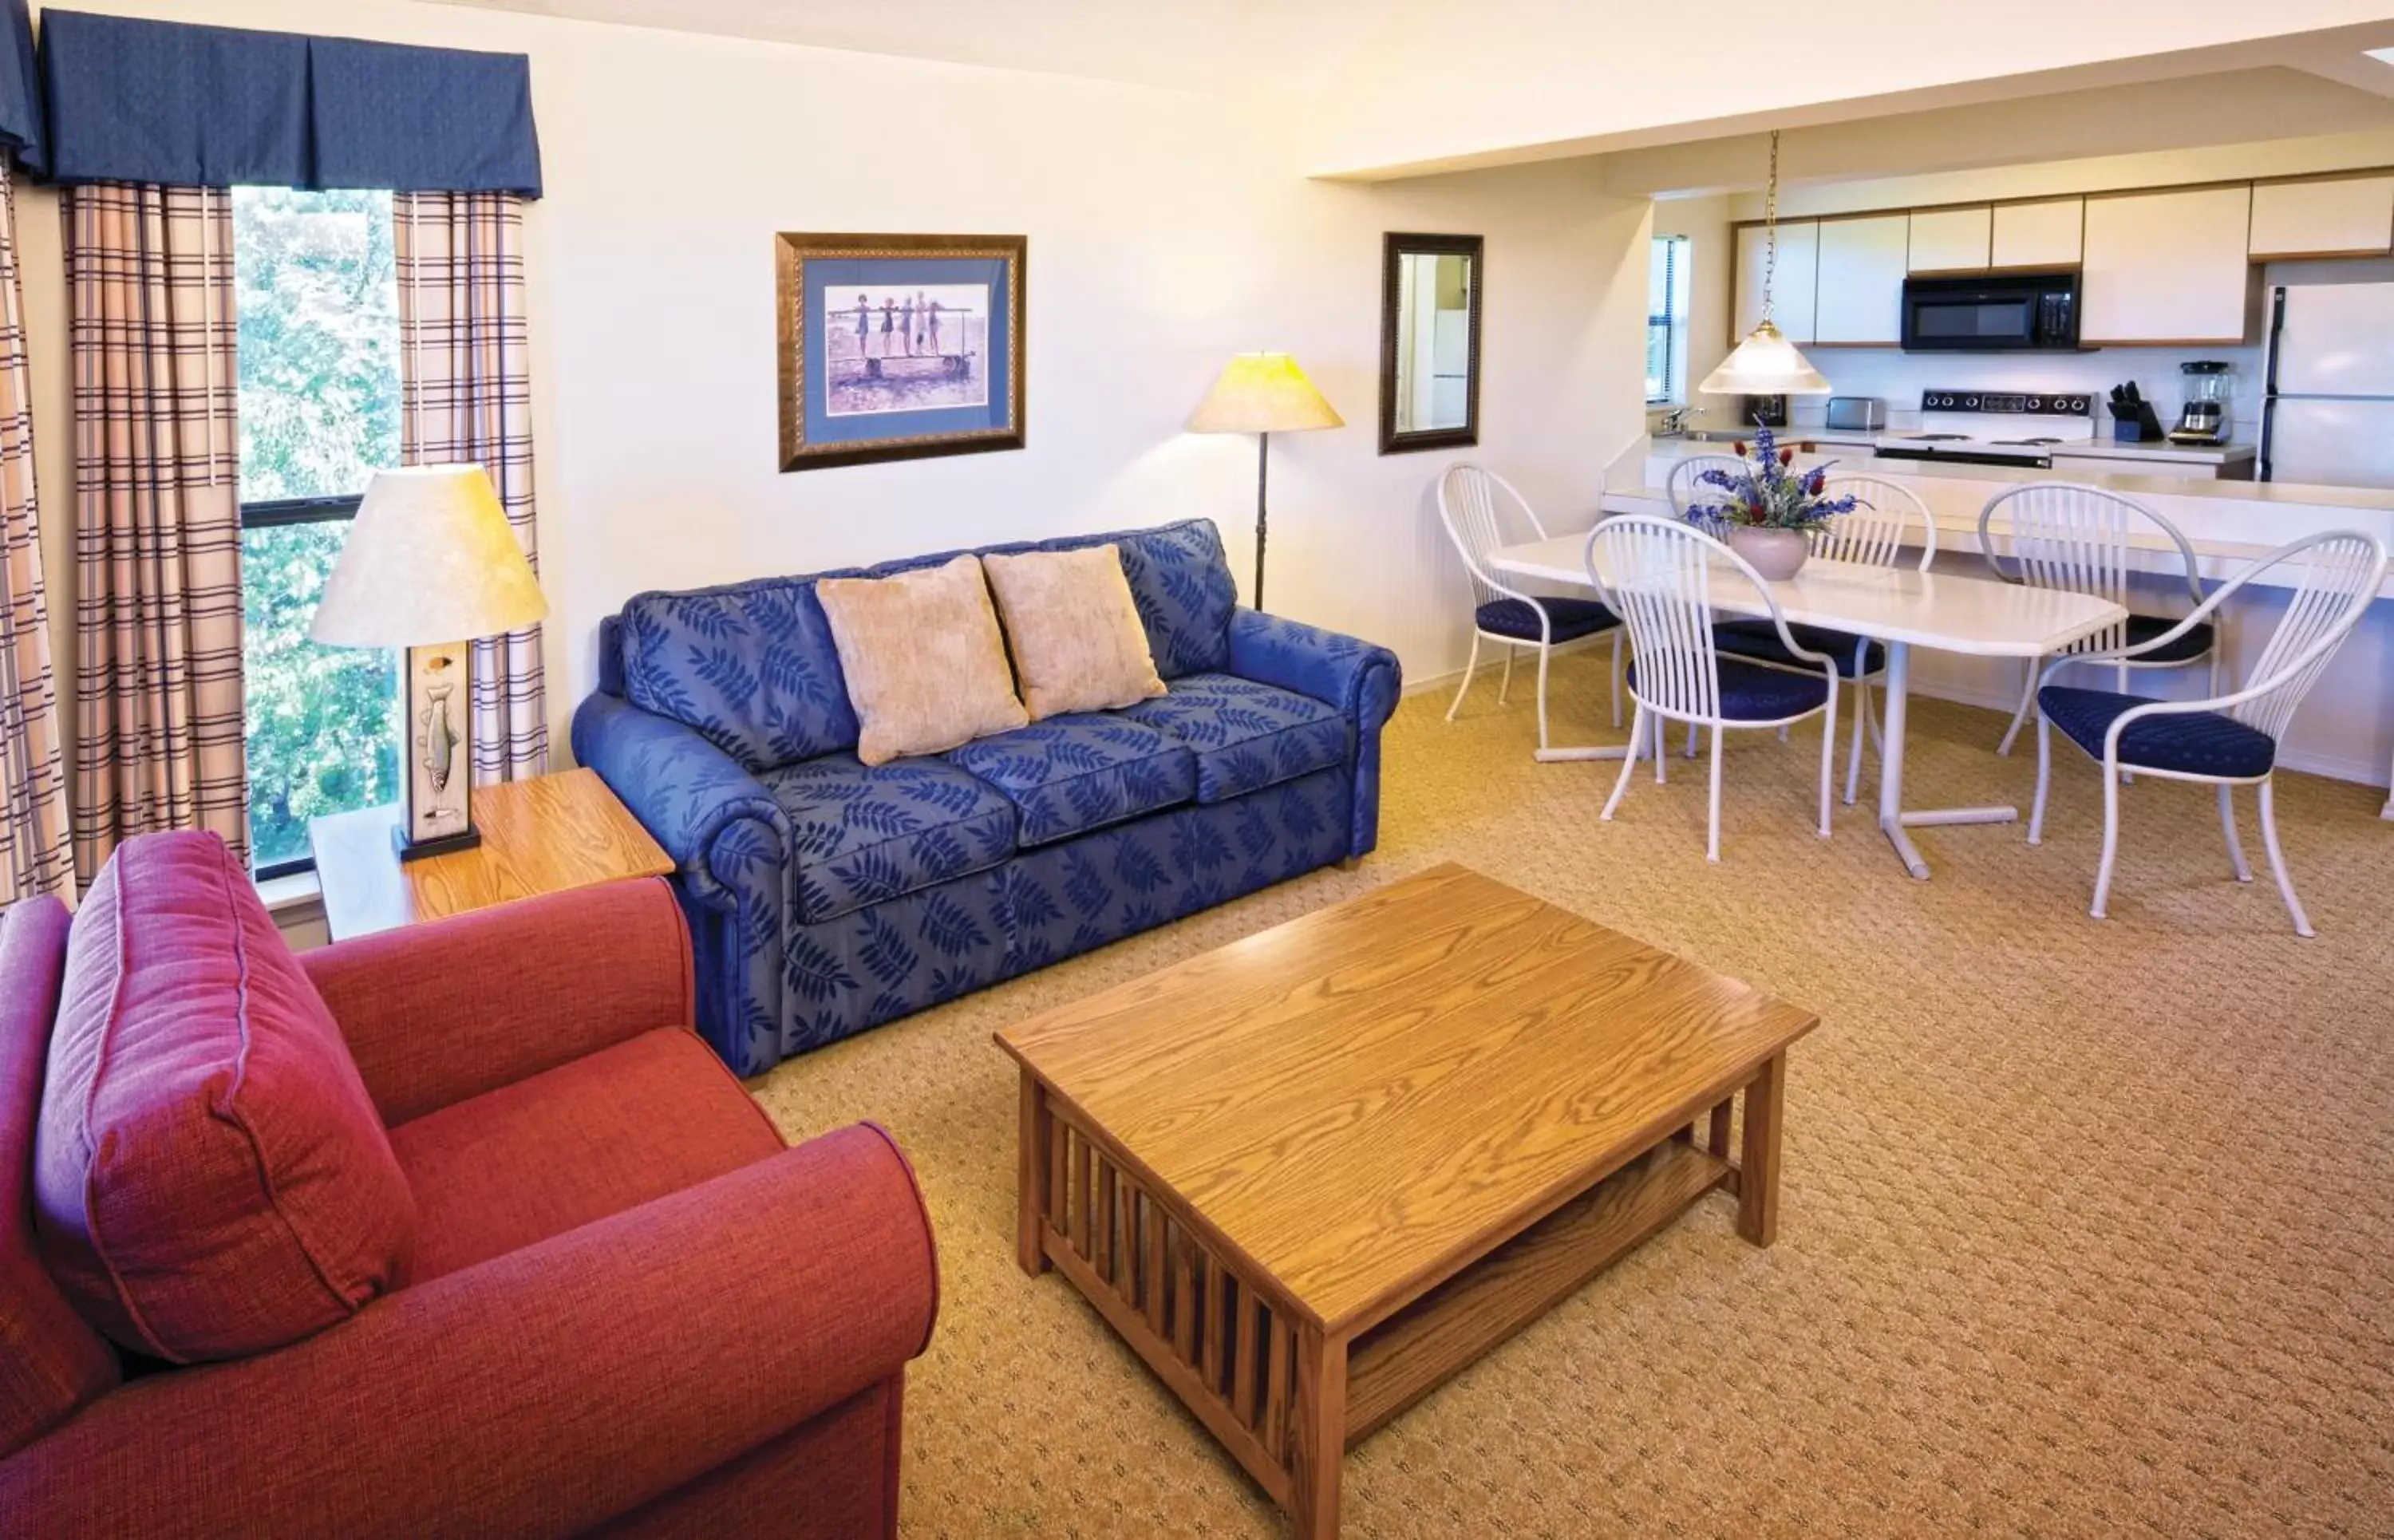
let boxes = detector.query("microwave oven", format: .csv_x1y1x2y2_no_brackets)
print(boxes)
1900,271,2080,353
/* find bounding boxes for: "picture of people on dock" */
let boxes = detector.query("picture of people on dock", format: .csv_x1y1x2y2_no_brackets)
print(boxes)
824,284,990,416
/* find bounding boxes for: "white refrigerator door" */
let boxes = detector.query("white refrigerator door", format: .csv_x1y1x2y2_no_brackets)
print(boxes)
2274,283,2394,397
2265,397,2394,488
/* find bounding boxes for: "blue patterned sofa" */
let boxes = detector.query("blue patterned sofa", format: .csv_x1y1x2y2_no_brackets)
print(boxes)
572,519,1401,1076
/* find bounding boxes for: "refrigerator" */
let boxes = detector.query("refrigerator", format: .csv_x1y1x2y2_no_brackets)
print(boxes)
2260,282,2394,488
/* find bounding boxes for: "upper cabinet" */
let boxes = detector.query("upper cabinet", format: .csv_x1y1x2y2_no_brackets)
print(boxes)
1907,207,1991,274
2249,175,2394,260
2081,186,2257,345
1991,199,2084,270
1734,220,1819,345
1813,215,1909,345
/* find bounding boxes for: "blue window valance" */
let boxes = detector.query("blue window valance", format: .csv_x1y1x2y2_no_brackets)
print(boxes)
0,1,41,175
38,10,543,197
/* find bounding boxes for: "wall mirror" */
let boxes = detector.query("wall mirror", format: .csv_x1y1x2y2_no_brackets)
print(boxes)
1378,231,1483,454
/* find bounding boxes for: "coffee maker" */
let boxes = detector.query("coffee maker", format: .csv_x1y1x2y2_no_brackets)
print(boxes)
2168,360,2233,445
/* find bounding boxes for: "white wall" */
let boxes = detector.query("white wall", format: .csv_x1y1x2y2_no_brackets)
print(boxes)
20,0,1653,787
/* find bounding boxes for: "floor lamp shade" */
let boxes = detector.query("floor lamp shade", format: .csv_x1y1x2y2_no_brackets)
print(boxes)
311,465,548,860
1188,353,1342,610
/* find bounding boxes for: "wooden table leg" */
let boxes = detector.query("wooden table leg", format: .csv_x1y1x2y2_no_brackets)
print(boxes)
1290,1324,1348,1539
1017,1073,1051,1277
1736,1052,1784,1247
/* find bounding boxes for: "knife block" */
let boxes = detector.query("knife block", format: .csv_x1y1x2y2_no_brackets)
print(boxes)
2108,402,2165,443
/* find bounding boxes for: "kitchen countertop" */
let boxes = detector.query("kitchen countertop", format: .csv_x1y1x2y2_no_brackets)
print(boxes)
1642,436,2366,505
1656,432,2256,466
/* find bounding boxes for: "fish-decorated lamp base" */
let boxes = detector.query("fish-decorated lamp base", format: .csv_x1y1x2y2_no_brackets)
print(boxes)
399,640,480,861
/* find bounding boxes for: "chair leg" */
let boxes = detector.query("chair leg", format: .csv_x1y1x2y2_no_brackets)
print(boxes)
2091,761,2122,920
1996,661,2038,756
1654,712,1669,784
1816,697,1836,841
1603,705,1645,823
1499,644,1515,705
1685,720,1700,759
1706,725,1725,863
2258,778,2314,938
2028,717,2052,846
2218,782,2252,884
1444,634,1482,723
1864,682,1884,752
1610,631,1624,729
1534,643,1553,754
1843,679,1869,807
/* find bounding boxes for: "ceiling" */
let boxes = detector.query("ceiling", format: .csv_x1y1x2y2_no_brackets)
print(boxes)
421,0,1389,96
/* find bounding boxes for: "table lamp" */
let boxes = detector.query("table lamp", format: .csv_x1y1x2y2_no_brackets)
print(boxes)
1189,352,1343,610
310,465,548,861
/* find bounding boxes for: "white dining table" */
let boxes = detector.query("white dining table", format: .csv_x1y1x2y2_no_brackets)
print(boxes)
1486,534,2127,879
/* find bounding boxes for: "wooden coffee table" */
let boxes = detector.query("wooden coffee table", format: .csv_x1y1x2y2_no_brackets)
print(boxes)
994,863,1817,1538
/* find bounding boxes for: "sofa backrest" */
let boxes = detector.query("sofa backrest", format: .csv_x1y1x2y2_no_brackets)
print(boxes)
0,897,120,1459
608,518,1238,775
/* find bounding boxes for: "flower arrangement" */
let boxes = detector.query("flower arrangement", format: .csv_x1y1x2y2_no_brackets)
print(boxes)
1684,423,1862,533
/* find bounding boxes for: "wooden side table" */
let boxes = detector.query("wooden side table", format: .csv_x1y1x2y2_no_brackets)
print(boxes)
310,768,674,942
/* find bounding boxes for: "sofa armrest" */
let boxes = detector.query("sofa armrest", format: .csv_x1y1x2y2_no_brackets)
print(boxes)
571,693,790,910
304,880,696,1127
0,1123,938,1540
1227,606,1401,726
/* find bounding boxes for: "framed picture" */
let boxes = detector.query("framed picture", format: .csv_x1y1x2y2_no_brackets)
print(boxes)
776,231,1027,472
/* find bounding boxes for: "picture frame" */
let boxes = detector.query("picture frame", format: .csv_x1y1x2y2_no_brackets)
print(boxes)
776,231,1028,472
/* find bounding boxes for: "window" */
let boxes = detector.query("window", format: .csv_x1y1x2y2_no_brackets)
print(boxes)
1646,235,1692,406
235,187,403,877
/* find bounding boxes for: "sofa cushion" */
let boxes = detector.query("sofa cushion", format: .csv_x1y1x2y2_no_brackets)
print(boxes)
981,545,1167,721
765,753,1019,925
33,831,417,1363
1120,673,1350,804
389,1029,784,1282
817,555,1030,767
1086,521,1239,681
947,716,1196,847
0,898,120,1459
618,578,862,774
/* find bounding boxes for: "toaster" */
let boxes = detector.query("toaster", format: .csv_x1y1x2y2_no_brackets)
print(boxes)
1823,397,1886,432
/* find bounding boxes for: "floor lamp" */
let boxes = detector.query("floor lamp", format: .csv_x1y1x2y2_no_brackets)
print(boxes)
1189,353,1342,611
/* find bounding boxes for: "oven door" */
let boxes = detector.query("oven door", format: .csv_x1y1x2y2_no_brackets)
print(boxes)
1902,275,2052,352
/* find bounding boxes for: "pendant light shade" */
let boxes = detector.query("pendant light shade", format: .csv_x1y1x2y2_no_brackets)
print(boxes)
1700,131,1832,399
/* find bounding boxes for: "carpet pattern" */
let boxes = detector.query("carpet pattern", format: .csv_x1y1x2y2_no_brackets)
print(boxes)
750,654,2394,1538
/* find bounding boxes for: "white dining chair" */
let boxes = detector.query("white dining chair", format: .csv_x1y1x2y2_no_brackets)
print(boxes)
1586,514,1841,863
1665,453,1746,519
1979,482,2218,757
1437,464,1624,752
2027,528,2387,936
1712,474,1937,805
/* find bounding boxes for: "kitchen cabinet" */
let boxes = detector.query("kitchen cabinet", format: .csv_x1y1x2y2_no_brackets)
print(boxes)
1907,206,1992,274
2080,186,2257,345
1990,198,2084,270
1733,219,1818,345
2248,175,2394,260
1812,215,1908,345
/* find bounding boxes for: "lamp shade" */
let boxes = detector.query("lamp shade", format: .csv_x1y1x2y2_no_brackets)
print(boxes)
1697,320,1832,397
1188,353,1344,434
310,465,548,648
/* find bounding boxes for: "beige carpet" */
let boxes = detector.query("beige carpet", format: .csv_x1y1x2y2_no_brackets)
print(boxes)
749,653,2394,1538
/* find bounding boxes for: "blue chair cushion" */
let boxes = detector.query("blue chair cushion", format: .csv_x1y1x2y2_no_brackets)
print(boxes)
1627,656,1831,722
2124,613,2216,665
1475,597,1619,644
764,753,1018,924
1118,673,1350,804
948,716,1197,847
1713,618,1886,679
2038,685,2275,778
618,578,861,774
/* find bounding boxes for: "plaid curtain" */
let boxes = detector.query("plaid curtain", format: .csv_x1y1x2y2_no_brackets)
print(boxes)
395,192,546,784
66,182,247,880
0,162,73,905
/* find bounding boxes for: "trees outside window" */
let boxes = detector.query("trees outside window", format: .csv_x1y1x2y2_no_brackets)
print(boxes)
235,186,402,875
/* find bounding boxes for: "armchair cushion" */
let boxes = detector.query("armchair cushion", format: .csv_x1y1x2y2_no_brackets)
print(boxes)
1120,672,1349,804
947,715,1195,847
2039,685,2276,778
1475,596,1619,644
2124,613,2217,665
34,831,415,1364
765,752,1017,925
1715,618,1885,678
1628,657,1831,722
390,1029,783,1281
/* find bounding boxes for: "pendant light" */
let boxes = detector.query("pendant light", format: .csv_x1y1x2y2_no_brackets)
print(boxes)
1698,130,1831,398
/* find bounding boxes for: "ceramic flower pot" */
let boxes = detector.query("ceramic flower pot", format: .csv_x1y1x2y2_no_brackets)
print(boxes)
1728,526,1809,582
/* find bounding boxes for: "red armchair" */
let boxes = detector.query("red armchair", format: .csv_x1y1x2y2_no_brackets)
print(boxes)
0,875,938,1538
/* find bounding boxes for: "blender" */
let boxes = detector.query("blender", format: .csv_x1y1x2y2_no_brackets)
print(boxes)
2168,360,2233,445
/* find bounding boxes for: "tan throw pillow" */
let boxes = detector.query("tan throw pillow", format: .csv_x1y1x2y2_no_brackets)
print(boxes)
816,555,1030,766
982,545,1167,721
